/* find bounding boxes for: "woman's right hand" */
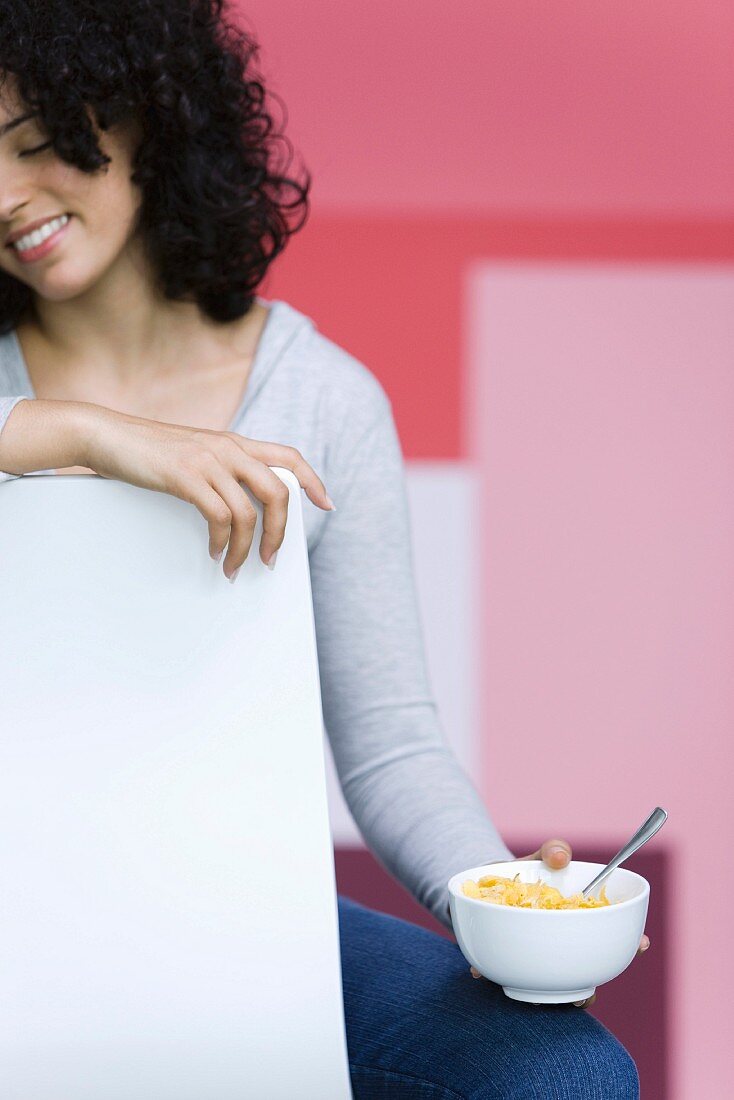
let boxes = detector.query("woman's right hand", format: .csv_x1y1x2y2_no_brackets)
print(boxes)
0,398,334,580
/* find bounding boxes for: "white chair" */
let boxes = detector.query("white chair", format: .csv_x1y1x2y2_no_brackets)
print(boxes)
0,471,354,1099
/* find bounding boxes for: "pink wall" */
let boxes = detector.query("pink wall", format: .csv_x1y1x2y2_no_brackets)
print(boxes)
468,263,733,1099
240,0,734,216
236,3,733,1094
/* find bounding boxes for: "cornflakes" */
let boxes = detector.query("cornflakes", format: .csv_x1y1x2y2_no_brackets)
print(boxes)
461,872,613,909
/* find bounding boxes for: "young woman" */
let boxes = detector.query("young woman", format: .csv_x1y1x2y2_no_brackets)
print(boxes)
0,2,646,1095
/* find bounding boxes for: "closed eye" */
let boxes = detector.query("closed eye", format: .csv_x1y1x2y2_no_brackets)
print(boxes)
18,141,53,158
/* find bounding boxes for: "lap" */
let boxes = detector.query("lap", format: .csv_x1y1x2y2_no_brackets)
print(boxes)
337,895,639,1100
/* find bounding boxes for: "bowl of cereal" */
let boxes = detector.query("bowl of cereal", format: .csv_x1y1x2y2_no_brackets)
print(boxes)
447,860,649,1004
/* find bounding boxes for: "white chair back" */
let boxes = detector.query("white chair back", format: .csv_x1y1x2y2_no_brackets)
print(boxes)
0,471,353,1099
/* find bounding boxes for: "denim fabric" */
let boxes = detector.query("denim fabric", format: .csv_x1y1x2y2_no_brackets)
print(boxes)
338,895,640,1100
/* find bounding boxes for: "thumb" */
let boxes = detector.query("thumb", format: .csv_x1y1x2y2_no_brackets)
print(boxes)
518,838,572,869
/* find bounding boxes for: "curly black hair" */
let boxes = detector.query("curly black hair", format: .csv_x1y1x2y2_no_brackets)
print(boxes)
0,0,311,335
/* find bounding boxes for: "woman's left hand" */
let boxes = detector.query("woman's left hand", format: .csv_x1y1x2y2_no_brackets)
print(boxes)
468,837,651,1008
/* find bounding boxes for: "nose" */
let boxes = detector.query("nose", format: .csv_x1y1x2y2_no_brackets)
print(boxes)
0,201,32,236
0,166,34,229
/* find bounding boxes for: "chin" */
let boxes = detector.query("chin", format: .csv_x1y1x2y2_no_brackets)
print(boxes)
29,269,102,302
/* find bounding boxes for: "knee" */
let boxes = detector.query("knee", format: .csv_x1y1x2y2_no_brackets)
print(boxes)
470,1019,639,1100
589,1034,638,1095
531,1026,640,1100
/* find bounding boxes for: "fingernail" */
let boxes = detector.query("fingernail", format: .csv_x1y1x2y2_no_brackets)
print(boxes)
228,566,241,584
325,494,337,511
266,550,278,571
573,1000,586,1007
212,549,223,562
641,940,650,952
549,846,567,859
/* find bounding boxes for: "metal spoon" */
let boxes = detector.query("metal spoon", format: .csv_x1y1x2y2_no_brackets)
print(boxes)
580,806,668,898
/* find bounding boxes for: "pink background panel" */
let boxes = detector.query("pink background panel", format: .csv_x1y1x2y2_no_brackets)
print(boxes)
467,262,734,1100
239,0,734,216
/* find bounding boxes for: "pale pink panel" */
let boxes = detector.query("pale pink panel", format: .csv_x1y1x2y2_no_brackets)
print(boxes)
467,262,734,1100
236,0,734,215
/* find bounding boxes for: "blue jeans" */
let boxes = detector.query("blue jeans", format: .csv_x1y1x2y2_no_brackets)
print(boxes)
337,895,640,1100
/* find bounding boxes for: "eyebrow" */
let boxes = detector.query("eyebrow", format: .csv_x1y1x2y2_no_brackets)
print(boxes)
0,113,36,140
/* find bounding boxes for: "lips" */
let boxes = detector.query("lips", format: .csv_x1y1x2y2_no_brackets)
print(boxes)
8,215,72,263
6,214,69,248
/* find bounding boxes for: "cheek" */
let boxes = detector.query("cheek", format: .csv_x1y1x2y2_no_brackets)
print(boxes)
45,157,91,205
41,172,135,252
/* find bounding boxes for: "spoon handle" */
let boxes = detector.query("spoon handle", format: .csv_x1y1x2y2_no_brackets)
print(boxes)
581,806,668,898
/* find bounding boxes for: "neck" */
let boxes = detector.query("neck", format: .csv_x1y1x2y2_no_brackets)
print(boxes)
23,259,260,389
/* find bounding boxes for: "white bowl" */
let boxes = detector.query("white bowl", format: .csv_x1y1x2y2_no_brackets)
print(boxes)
447,860,649,1004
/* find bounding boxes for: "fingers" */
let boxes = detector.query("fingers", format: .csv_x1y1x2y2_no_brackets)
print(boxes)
571,935,650,1010
229,436,334,512
183,445,294,579
469,966,597,1010
174,433,333,579
571,935,651,1008
469,938,650,1008
210,452,291,573
230,453,290,566
185,479,240,567
207,469,258,580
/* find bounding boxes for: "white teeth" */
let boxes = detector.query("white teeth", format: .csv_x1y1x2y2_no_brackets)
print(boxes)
14,214,69,253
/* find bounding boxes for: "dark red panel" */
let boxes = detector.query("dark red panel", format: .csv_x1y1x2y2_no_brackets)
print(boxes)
263,214,734,459
334,842,669,1100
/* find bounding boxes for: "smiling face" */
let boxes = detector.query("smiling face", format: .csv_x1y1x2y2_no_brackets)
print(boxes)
0,72,145,308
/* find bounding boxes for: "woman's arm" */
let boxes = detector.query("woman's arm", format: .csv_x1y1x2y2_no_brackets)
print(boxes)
308,381,515,933
0,397,30,480
0,396,333,575
0,397,90,481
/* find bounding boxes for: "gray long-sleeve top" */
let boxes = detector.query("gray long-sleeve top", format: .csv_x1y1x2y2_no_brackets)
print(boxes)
0,295,515,931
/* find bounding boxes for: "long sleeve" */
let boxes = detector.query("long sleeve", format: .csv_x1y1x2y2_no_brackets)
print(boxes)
0,396,30,483
307,381,515,933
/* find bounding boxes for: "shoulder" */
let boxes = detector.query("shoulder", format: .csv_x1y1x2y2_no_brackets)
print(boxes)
270,299,392,431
